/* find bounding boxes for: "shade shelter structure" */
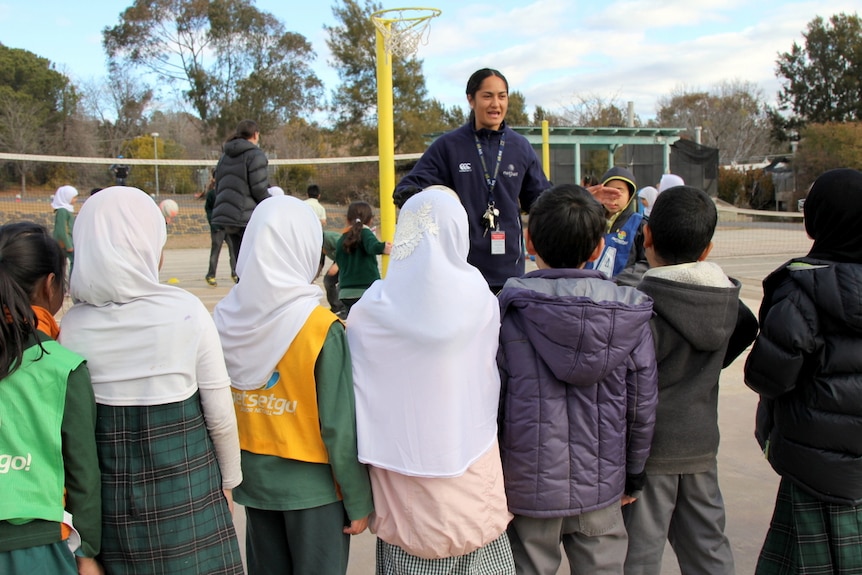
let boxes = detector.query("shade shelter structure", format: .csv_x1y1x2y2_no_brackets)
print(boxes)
510,126,683,187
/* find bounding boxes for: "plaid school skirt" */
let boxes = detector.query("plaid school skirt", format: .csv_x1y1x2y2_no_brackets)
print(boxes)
757,477,862,574
376,532,515,575
96,393,243,575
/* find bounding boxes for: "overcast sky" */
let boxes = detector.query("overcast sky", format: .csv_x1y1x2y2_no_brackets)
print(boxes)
1,0,858,122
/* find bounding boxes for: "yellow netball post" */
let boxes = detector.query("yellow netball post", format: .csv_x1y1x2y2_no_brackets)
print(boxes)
371,6,440,275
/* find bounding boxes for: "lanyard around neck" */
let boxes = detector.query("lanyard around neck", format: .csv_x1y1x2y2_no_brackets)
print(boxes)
474,131,506,202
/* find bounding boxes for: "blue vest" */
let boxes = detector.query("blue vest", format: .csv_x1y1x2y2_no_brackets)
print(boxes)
590,212,642,278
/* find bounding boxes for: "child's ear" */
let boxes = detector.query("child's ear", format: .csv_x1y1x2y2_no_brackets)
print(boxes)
524,229,537,256
587,237,605,263
698,241,714,261
643,224,653,249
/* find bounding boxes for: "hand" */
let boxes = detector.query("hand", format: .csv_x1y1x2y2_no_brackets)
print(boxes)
620,495,637,506
382,242,393,255
343,515,369,535
76,556,104,575
223,488,235,515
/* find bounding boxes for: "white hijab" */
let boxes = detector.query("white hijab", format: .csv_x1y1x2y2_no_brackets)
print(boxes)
658,173,685,192
347,186,502,478
214,195,323,390
60,186,223,406
638,186,659,217
52,185,78,212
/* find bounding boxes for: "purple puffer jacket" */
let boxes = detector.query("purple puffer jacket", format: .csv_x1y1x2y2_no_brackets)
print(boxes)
497,268,658,518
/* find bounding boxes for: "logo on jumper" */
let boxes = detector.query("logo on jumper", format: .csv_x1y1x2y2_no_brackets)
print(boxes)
459,162,472,173
502,164,519,178
263,371,280,390
612,229,629,245
0,453,32,473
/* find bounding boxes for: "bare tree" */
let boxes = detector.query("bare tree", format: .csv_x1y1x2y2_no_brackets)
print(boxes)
656,80,775,164
0,92,45,194
561,93,642,127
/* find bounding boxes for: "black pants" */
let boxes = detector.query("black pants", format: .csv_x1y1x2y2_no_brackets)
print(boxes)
207,227,236,278
323,267,344,313
221,226,245,279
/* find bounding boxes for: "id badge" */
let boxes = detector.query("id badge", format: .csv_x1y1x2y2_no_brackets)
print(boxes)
490,231,506,255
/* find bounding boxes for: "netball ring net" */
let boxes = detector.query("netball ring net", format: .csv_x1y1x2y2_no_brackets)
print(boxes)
371,7,442,58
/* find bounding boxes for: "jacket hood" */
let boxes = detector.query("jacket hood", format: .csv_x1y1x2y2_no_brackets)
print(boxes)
639,262,740,352
499,269,653,386
223,137,258,158
781,260,862,334
601,166,637,198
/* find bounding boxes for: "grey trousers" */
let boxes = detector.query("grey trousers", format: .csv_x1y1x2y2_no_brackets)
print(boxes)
508,503,628,575
623,468,735,575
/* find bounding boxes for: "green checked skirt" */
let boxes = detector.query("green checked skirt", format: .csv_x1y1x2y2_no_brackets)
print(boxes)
95,393,243,575
757,477,862,575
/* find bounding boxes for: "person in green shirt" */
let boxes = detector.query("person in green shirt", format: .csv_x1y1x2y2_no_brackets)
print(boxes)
214,195,373,575
51,185,78,270
0,222,101,575
334,201,391,315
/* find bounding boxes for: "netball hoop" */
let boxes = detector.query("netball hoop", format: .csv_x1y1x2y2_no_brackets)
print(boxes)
371,7,441,276
371,7,441,59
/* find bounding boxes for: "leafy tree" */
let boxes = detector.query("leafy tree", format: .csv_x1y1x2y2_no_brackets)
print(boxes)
0,45,79,191
325,0,440,154
793,122,862,189
776,13,862,123
656,81,773,164
506,91,529,126
103,0,323,137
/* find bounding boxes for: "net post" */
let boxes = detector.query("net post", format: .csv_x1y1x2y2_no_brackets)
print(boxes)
374,20,396,276
371,7,440,277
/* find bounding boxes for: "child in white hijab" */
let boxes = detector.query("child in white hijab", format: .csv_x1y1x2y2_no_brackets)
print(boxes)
347,186,515,574
59,186,244,574
51,184,78,267
638,186,659,217
214,195,372,575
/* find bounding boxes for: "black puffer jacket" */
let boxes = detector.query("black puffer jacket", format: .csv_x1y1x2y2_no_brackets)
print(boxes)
212,138,269,228
744,258,862,505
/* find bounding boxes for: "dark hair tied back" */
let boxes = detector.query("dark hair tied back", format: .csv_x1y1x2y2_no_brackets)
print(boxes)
0,222,66,379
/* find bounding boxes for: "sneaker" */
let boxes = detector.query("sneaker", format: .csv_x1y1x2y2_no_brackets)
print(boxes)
232,273,239,284
205,276,217,287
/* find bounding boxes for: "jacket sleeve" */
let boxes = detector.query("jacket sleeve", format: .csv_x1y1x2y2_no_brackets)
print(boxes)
62,363,101,558
315,322,374,521
723,299,759,368
624,325,658,475
744,294,817,400
394,139,452,200
517,139,549,214
361,228,386,255
247,149,270,205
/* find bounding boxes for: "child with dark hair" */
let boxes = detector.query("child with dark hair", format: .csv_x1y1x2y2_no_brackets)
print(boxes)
212,119,269,276
304,184,327,226
335,201,391,314
394,68,550,292
587,167,646,279
497,183,658,575
0,222,101,575
745,168,862,574
624,185,757,575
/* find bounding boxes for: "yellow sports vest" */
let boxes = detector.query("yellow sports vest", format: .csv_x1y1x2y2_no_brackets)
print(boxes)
232,306,338,464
